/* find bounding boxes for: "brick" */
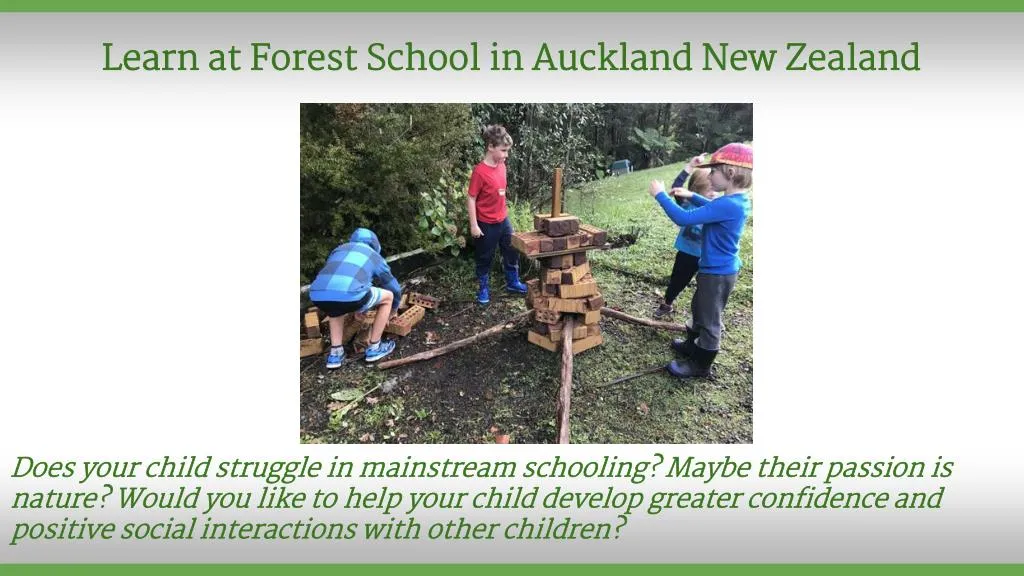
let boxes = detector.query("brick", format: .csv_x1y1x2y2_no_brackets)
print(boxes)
573,252,588,266
511,231,546,255
550,236,568,251
356,310,377,325
579,223,608,246
582,309,602,325
532,295,551,310
586,294,605,311
572,324,589,339
341,313,361,344
408,293,441,309
559,275,599,299
534,309,562,324
534,214,580,237
300,338,324,358
566,234,582,249
587,324,601,337
542,282,559,296
528,330,559,352
304,310,321,339
549,326,563,341
540,237,554,253
571,333,603,355
385,305,425,337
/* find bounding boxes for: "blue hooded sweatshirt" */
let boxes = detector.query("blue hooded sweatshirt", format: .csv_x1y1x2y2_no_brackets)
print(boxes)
308,228,402,303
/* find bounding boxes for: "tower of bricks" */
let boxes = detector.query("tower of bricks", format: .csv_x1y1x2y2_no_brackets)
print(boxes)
511,168,608,355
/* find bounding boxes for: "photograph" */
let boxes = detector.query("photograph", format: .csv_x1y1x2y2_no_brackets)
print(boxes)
299,103,753,444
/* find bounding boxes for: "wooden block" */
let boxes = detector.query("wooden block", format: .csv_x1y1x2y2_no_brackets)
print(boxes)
587,324,601,337
579,223,607,246
300,338,325,358
572,324,589,339
548,297,588,314
586,294,605,311
571,333,603,355
549,326,563,341
543,254,574,269
528,330,559,352
559,275,599,299
582,309,601,325
304,311,321,339
573,252,588,266
409,293,441,309
535,309,562,324
544,268,562,284
568,262,591,284
385,305,425,337
534,214,581,237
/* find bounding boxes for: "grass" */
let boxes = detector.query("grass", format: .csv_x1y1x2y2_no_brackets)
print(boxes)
301,160,753,444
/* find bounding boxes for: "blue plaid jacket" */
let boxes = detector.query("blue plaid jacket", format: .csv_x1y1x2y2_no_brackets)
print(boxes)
308,228,402,304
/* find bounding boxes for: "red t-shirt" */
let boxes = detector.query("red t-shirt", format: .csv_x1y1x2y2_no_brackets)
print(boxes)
467,161,508,224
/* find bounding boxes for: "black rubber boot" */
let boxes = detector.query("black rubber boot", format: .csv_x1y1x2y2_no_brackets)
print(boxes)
670,327,700,357
667,346,718,379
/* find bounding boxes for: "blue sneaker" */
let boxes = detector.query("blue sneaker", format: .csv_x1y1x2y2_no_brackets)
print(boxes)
505,269,528,294
326,349,344,369
477,275,491,304
364,339,396,363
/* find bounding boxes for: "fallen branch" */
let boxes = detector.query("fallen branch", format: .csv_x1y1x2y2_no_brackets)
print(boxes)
592,365,665,389
556,315,574,444
600,307,686,332
376,309,533,370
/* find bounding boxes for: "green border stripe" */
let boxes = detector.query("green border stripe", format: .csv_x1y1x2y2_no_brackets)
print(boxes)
3,0,1024,10
2,566,1024,575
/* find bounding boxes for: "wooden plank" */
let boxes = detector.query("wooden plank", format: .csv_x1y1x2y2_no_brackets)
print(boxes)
304,311,321,339
559,275,599,299
544,267,562,285
552,167,563,218
300,338,324,358
572,333,603,355
557,315,574,443
528,330,559,352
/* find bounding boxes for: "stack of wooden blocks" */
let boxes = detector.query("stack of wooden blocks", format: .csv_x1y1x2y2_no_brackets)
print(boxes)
511,171,608,355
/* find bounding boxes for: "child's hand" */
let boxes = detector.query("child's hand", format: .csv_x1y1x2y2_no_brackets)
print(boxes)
648,180,666,197
671,187,693,199
687,155,704,171
470,224,483,238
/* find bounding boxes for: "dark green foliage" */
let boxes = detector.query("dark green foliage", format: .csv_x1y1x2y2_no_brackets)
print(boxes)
300,104,477,282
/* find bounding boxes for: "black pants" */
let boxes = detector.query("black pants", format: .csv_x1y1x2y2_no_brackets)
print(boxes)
665,251,700,305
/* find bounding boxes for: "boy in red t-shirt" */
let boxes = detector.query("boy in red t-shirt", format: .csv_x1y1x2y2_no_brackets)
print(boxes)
467,125,528,304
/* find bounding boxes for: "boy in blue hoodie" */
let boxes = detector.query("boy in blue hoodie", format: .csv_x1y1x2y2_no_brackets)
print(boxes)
308,228,401,368
648,143,753,378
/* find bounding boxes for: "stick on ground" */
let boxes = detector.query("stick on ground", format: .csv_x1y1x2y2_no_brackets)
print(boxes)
556,315,574,444
375,309,533,370
600,307,686,332
592,365,666,389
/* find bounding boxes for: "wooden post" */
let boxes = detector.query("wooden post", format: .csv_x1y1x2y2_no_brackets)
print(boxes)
551,167,563,218
556,315,574,444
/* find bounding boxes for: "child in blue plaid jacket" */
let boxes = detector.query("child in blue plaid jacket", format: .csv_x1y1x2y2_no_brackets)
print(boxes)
308,228,402,367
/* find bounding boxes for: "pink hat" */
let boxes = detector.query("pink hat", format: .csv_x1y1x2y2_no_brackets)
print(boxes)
697,143,753,169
